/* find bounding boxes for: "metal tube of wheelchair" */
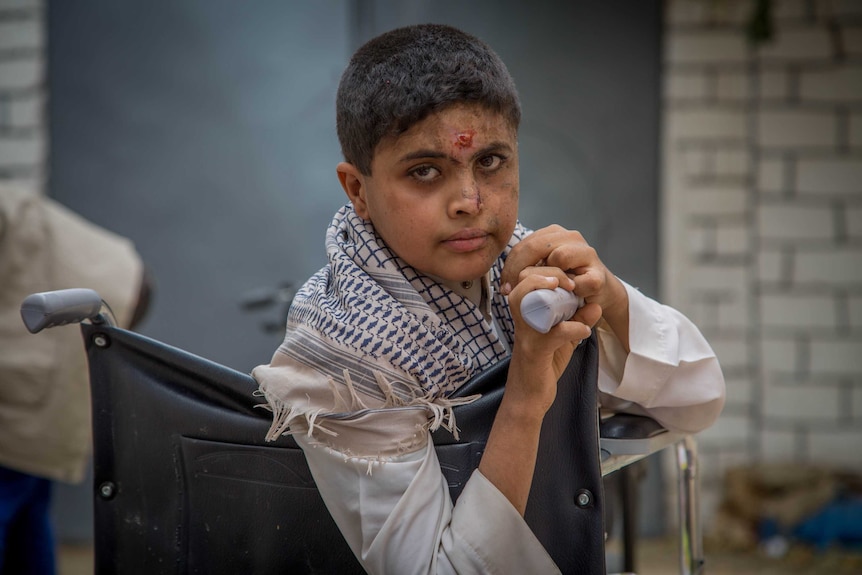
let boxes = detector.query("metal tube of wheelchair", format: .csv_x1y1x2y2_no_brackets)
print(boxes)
676,436,704,575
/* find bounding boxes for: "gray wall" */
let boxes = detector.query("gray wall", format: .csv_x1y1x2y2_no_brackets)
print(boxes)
47,0,661,542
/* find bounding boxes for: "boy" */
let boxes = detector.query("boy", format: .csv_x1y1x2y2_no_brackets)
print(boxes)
253,23,724,574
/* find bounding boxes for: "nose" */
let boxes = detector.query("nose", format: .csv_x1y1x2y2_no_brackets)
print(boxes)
450,175,482,217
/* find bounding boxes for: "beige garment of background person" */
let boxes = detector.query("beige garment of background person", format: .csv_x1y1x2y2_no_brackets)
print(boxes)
0,186,143,483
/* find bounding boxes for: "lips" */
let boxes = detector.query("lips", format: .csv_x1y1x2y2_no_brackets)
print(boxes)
443,229,490,253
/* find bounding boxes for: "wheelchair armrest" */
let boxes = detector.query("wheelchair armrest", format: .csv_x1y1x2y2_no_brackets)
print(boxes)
599,413,686,476
600,413,666,441
20,288,109,333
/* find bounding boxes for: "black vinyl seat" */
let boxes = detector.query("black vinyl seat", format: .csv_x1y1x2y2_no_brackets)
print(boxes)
80,322,605,575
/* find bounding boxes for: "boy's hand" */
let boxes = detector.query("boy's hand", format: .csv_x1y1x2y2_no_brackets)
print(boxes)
502,272,589,419
501,225,630,351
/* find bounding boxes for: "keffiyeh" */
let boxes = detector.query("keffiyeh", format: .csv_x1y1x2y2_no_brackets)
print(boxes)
253,204,529,455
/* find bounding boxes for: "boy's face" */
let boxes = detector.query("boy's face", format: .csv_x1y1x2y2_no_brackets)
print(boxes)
338,104,519,283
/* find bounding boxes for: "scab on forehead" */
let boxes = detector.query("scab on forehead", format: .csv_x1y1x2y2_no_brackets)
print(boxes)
453,130,476,149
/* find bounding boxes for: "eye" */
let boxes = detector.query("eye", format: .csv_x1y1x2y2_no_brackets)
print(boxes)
408,164,441,183
477,154,504,171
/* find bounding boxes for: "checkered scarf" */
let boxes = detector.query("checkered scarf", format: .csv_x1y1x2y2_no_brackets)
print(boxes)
276,203,527,406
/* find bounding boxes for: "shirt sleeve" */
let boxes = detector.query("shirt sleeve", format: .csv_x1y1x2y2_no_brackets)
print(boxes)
296,434,560,575
596,280,726,433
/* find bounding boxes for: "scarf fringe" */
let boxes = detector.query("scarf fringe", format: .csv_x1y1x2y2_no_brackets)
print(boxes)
259,370,479,447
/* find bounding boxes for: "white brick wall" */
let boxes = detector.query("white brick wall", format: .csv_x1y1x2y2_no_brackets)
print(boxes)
0,0,45,193
663,0,862,532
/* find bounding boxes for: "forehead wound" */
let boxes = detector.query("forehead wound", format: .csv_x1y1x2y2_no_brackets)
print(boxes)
453,130,476,148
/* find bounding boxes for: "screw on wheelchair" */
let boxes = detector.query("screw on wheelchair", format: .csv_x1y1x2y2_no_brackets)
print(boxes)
20,288,704,575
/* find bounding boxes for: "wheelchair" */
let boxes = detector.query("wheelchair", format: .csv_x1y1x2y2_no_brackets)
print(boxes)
21,288,703,574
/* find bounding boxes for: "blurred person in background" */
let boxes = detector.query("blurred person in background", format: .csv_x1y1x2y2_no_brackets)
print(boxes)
0,186,151,575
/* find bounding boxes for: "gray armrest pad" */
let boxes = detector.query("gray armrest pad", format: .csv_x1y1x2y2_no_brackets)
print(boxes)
600,413,665,440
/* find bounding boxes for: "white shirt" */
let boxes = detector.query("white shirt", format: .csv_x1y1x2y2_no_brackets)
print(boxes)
292,282,725,574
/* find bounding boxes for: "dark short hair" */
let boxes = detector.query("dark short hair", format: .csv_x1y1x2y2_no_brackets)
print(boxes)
336,24,521,175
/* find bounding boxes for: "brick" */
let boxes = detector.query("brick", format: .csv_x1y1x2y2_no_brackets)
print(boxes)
0,20,42,51
698,413,751,443
807,428,862,469
847,206,862,239
810,337,862,376
0,172,42,194
757,202,835,240
759,70,790,100
715,148,751,177
761,337,799,373
850,112,862,149
0,134,43,166
761,293,838,329
718,292,750,329
716,220,751,255
773,0,808,21
666,31,749,65
850,294,862,329
0,0,42,9
795,247,862,285
854,385,862,419
711,0,756,27
682,296,709,328
757,28,833,62
665,71,709,100
710,0,756,26
679,147,710,179
708,334,752,370
763,381,842,419
757,157,785,193
845,26,862,58
716,70,750,102
757,109,836,149
665,0,710,25
820,0,862,18
0,59,41,90
800,67,862,103
686,263,749,293
686,182,748,216
760,429,800,461
4,94,41,127
687,224,712,258
797,157,862,195
757,250,785,283
667,108,748,141
724,374,754,406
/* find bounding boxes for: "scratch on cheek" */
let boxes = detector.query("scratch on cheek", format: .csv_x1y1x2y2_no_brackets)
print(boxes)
462,186,482,210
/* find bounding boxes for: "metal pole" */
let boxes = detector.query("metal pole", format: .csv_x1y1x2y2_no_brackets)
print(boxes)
676,436,705,574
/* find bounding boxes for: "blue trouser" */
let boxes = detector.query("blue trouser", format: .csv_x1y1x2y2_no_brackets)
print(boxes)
0,465,56,575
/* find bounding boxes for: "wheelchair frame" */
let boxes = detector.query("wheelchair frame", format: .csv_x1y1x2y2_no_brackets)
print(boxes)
21,288,704,575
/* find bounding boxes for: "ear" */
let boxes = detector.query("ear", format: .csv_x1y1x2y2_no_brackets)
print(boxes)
337,162,371,220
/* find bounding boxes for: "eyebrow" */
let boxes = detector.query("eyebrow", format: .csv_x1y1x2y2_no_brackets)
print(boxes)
397,141,514,164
